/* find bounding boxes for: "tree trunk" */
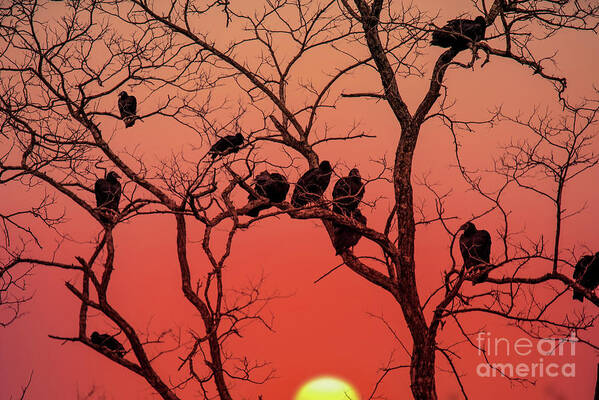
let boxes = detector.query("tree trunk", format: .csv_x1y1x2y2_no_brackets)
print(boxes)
208,331,233,400
410,337,438,400
393,125,438,400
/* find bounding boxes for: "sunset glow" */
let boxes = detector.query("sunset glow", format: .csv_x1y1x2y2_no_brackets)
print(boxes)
295,376,361,400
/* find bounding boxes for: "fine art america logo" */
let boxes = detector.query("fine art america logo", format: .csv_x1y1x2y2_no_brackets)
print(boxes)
476,331,578,378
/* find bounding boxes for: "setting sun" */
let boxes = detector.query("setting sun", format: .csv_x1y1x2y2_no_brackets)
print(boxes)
295,376,361,400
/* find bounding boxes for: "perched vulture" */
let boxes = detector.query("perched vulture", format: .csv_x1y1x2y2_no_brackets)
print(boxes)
573,253,599,302
332,168,364,215
118,91,137,128
247,171,290,217
291,161,333,207
332,208,367,255
91,331,126,358
209,133,244,159
458,222,491,284
95,171,121,212
94,171,121,224
431,16,487,51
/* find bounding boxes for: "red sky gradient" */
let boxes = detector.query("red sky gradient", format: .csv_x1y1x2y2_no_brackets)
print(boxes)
1,1,599,399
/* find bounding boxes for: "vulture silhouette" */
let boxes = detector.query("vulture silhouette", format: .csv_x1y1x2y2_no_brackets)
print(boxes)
94,171,121,224
247,171,290,217
573,253,599,302
118,91,137,128
431,16,486,51
291,161,333,207
332,208,367,255
458,222,491,284
91,331,126,358
332,168,364,215
209,133,244,159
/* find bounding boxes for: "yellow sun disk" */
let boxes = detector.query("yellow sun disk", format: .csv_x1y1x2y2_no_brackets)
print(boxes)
295,376,361,400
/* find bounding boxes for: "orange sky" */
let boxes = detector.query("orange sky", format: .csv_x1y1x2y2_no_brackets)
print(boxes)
1,1,599,399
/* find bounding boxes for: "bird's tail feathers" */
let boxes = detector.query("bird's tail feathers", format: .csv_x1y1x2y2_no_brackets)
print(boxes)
472,271,489,285
96,207,119,225
124,116,136,127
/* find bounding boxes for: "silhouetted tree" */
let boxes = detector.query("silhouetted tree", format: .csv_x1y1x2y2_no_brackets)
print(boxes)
1,1,599,400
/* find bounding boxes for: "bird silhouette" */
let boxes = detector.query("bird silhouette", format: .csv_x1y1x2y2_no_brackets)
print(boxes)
458,222,491,284
91,331,126,358
573,253,599,302
332,208,366,255
291,161,333,207
247,171,290,217
332,168,364,215
118,91,137,128
209,133,244,159
94,171,121,224
431,16,486,51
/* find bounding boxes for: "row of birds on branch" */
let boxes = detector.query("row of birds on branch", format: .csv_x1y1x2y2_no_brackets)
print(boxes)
201,135,365,253
245,162,367,255
113,17,485,128
93,161,366,254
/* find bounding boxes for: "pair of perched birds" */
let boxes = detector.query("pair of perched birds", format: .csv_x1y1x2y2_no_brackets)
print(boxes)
118,90,245,159
458,222,599,301
291,162,366,255
247,162,366,255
